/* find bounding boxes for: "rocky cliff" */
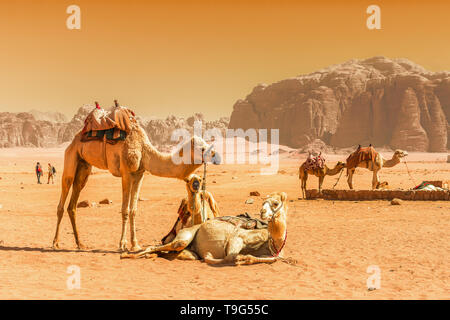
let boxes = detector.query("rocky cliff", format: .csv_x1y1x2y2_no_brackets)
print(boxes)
0,112,67,148
229,56,449,152
0,106,229,149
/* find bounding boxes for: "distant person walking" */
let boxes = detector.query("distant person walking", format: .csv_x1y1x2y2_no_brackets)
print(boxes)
35,162,43,184
47,163,56,184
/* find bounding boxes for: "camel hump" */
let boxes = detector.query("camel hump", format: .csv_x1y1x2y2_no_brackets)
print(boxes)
346,145,378,170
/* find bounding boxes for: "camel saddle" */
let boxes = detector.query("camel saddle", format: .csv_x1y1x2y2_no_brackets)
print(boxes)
80,106,137,144
216,213,268,230
303,152,325,171
346,145,377,170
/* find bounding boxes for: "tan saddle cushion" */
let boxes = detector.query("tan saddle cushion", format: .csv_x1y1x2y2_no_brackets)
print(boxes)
346,146,377,170
82,106,136,134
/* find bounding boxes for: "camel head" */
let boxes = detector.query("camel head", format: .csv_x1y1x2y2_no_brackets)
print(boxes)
393,149,408,159
184,174,202,193
260,192,288,221
335,161,346,171
177,136,221,165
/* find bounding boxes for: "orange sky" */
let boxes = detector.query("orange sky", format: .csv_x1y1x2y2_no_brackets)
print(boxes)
0,0,449,119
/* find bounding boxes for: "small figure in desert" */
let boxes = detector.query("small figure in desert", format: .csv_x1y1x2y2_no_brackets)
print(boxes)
161,173,220,244
35,162,43,184
298,151,346,199
345,145,408,189
121,192,289,266
52,100,221,252
47,163,55,184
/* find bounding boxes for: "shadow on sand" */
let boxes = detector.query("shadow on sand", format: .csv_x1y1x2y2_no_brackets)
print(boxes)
0,245,119,255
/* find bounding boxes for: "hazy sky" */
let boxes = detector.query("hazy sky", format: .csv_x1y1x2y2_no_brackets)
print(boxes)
1,0,449,119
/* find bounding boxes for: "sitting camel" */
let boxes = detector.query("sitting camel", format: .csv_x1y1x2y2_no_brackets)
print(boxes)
121,192,289,266
161,173,220,244
52,102,221,252
346,145,408,189
298,159,346,199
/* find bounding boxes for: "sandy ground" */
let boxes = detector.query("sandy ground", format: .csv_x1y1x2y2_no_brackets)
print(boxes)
0,148,449,299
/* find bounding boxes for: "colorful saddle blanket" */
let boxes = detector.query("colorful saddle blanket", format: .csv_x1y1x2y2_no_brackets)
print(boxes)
303,153,326,171
81,128,127,144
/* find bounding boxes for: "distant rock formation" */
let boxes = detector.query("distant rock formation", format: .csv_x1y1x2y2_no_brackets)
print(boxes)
29,110,68,123
0,106,229,149
229,56,449,152
139,113,229,150
0,112,66,148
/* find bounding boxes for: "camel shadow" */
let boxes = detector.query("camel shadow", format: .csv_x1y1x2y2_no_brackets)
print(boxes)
0,245,119,255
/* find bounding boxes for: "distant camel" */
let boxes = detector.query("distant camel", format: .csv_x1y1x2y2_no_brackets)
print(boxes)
121,192,289,266
52,105,220,252
346,146,408,189
299,161,346,199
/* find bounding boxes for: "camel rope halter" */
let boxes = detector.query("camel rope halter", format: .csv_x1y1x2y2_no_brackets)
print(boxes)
200,144,215,223
402,157,417,188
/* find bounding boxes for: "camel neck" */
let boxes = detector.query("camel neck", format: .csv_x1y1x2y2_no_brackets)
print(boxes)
383,156,400,168
268,215,287,253
142,142,200,179
327,164,342,175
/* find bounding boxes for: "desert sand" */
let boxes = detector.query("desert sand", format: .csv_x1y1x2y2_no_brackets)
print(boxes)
0,148,448,299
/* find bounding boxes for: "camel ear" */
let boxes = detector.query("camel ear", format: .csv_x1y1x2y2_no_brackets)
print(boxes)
183,177,190,183
280,192,287,203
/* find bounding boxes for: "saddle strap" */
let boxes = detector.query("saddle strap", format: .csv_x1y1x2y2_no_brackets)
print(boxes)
103,135,108,168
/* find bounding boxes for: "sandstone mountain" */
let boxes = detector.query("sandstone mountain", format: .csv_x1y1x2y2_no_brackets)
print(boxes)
0,112,67,148
229,56,449,152
29,110,68,123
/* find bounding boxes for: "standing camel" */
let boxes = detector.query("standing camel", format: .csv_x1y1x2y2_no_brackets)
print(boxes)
299,161,346,199
121,192,289,266
52,113,220,252
346,147,408,189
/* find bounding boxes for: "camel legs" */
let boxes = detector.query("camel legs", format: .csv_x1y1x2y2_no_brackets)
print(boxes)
53,145,78,249
203,237,277,266
203,236,245,265
66,160,92,249
372,168,380,189
318,175,325,194
119,173,132,251
347,168,355,189
128,171,144,252
234,255,278,265
120,225,201,259
301,173,308,199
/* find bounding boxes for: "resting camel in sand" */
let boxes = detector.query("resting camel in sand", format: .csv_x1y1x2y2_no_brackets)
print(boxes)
52,106,220,252
161,173,220,244
346,146,408,189
299,161,346,199
121,192,289,266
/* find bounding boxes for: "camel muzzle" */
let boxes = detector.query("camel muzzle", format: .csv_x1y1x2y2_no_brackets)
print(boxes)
192,179,200,191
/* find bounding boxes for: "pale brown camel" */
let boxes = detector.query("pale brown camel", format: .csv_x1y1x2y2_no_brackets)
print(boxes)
52,117,220,252
298,161,346,199
346,149,408,189
121,192,289,266
161,173,220,244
